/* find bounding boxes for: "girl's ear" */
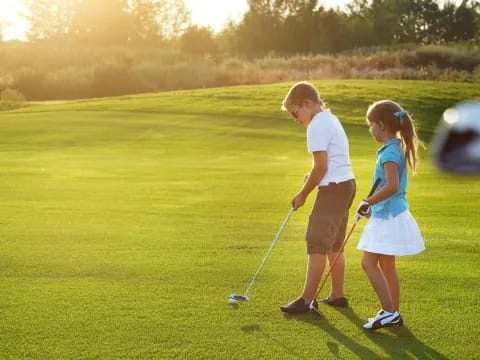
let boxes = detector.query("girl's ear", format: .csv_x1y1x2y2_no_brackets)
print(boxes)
378,121,385,131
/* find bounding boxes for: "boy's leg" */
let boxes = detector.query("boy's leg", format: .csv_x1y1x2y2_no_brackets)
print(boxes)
295,181,354,306
361,251,395,312
379,255,400,310
301,253,327,303
327,251,345,298
281,188,329,312
327,181,355,300
301,187,330,303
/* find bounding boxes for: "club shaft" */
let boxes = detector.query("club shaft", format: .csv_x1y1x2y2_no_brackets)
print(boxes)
369,178,382,197
243,208,294,297
314,223,357,299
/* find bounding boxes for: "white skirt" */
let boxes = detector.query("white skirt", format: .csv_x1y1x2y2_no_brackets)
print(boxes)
357,210,425,256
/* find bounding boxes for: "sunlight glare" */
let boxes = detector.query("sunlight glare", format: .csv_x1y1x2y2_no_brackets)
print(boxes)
0,0,29,41
184,0,249,32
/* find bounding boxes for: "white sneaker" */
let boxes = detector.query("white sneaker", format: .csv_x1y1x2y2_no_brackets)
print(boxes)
363,309,403,330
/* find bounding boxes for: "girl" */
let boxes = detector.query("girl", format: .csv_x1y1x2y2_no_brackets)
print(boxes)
354,100,425,330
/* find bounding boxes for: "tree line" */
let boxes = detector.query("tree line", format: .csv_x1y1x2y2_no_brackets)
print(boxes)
11,0,479,56
3,0,477,56
231,0,480,55
22,0,190,44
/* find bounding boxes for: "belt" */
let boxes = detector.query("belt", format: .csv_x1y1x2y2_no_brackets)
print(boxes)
327,179,354,186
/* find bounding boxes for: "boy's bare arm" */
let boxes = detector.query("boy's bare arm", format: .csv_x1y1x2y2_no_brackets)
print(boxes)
291,151,327,209
301,151,327,196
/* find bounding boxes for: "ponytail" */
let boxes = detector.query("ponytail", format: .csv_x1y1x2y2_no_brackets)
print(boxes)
399,113,423,174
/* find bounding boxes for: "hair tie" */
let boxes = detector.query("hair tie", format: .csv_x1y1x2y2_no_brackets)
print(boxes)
394,110,407,125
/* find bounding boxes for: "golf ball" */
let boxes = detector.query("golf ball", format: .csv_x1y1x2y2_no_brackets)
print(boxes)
229,298,237,305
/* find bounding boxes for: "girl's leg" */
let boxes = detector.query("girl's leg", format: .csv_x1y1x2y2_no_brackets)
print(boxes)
379,255,400,310
361,251,395,313
301,253,327,303
327,251,345,298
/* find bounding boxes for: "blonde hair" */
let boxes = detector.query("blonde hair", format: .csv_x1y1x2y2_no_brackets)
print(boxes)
366,100,424,174
281,81,325,111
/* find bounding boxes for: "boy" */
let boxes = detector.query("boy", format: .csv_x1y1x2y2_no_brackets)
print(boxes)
280,82,356,313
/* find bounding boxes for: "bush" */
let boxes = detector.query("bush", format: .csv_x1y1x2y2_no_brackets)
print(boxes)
414,46,480,71
473,65,480,82
1,42,479,100
0,88,26,110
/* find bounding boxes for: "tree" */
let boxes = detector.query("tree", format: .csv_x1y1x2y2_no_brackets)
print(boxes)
154,0,191,38
24,0,78,41
366,0,399,45
0,19,9,42
70,0,134,44
393,0,443,44
216,20,239,54
235,5,283,55
314,9,350,53
130,0,191,41
345,0,376,48
453,0,479,41
248,0,287,18
130,0,163,42
440,1,458,42
234,0,321,55
24,0,191,43
222,0,480,56
180,26,218,56
416,0,443,43
280,0,319,54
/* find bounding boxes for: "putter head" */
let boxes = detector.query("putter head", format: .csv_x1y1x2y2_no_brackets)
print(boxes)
229,294,249,301
432,101,480,174
309,300,322,316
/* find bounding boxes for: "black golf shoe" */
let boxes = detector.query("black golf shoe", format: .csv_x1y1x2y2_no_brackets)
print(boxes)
320,296,349,308
280,298,318,313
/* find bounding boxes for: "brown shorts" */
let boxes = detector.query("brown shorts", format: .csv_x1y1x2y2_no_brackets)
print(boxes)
305,179,356,254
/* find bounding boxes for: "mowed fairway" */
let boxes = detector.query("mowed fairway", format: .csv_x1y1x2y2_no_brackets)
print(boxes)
0,80,479,360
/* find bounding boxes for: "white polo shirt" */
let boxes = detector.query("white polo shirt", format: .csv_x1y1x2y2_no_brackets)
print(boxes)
306,109,355,186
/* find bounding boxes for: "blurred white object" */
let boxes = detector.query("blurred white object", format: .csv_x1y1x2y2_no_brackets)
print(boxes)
432,101,480,174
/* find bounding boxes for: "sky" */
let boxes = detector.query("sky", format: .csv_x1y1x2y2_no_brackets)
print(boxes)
0,0,459,41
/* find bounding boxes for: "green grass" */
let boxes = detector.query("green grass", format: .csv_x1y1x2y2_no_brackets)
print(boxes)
0,80,479,359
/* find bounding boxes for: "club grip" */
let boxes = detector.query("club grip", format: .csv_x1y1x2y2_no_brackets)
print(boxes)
367,178,382,197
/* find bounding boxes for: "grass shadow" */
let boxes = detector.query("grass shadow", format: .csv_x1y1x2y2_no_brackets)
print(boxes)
240,324,308,359
283,312,383,359
333,307,450,360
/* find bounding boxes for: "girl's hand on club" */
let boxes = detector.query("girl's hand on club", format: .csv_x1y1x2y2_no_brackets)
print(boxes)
355,200,371,219
291,193,306,210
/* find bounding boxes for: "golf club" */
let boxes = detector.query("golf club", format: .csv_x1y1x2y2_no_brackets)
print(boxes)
229,207,295,304
309,178,382,314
